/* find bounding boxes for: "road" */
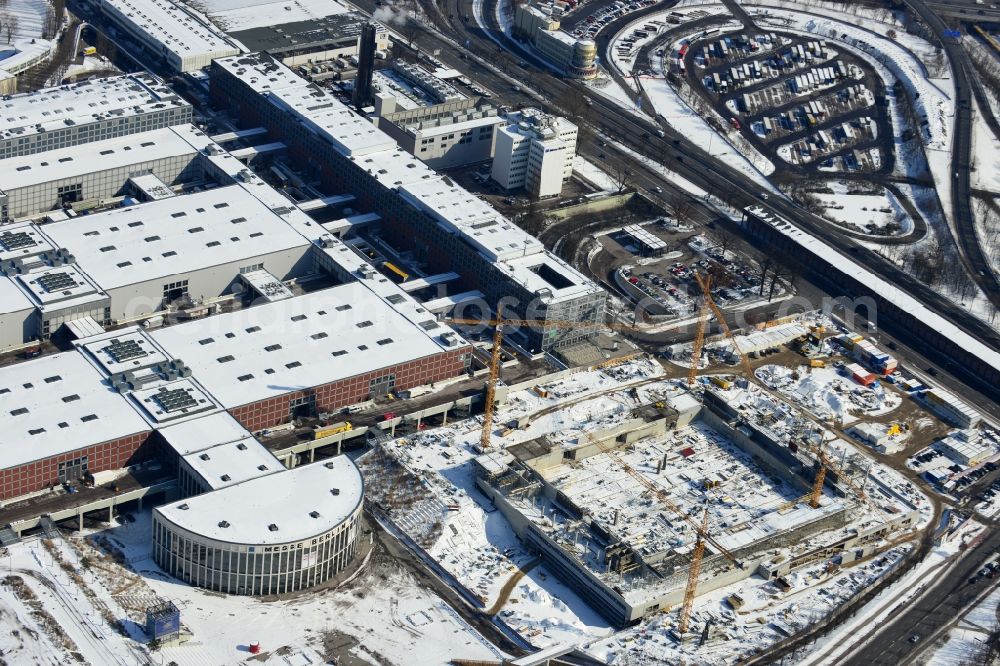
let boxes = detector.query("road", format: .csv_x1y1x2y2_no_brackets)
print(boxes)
842,528,1000,665
897,0,1000,308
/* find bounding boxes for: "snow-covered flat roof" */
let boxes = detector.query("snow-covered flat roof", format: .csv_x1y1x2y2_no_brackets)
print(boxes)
150,282,467,409
213,53,601,305
194,0,349,28
155,457,363,545
0,74,187,143
0,275,35,316
744,206,1000,375
129,379,218,425
399,177,543,261
499,253,604,303
75,328,173,376
14,265,107,314
270,86,397,157
352,148,437,190
99,0,240,58
157,411,257,456
0,223,56,263
0,352,150,469
213,53,304,93
41,185,311,291
0,126,202,193
181,436,281,490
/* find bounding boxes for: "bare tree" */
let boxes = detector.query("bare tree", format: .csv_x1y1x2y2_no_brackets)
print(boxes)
610,164,633,194
401,15,420,47
672,199,695,226
715,228,734,259
753,254,774,297
4,15,17,44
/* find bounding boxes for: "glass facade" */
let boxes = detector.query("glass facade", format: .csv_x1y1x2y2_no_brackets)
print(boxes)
152,503,362,595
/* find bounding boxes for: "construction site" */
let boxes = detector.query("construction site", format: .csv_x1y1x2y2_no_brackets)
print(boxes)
355,296,961,661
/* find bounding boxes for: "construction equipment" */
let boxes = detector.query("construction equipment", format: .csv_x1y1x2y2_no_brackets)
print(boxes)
688,293,710,386
810,442,828,509
478,305,505,450
593,438,743,636
443,310,642,451
593,437,741,566
680,507,710,634
694,271,753,379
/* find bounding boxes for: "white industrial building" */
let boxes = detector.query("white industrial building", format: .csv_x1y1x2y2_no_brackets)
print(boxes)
936,429,994,466
0,126,207,222
149,279,470,413
0,74,192,161
492,108,577,198
377,98,503,170
211,53,605,352
152,457,364,595
97,0,241,72
41,184,314,322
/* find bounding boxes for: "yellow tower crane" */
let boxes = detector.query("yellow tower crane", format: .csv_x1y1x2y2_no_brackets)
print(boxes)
810,441,828,509
478,305,506,450
694,271,753,379
680,507,711,635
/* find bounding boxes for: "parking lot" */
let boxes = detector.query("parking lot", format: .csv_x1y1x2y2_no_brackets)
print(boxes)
681,29,891,174
601,220,776,320
569,0,661,41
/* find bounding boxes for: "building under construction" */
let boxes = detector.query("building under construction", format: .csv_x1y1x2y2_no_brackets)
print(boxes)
473,389,920,627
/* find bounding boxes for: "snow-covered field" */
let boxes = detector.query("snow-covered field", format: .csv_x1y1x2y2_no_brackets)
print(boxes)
811,182,913,237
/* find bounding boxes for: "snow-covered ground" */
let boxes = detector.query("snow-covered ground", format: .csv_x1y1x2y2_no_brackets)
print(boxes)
925,584,1000,666
0,0,59,78
756,362,902,426
798,518,989,665
0,514,503,666
811,182,913,237
573,155,618,193
361,356,935,664
361,359,668,649
969,95,1000,281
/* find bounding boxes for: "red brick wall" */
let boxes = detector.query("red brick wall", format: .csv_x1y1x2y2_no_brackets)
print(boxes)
229,349,469,432
0,431,152,501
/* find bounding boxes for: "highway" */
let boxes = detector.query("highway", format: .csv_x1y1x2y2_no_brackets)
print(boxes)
897,0,1000,309
841,527,1000,665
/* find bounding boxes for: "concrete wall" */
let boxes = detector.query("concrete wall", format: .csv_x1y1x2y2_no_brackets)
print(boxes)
0,305,36,351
